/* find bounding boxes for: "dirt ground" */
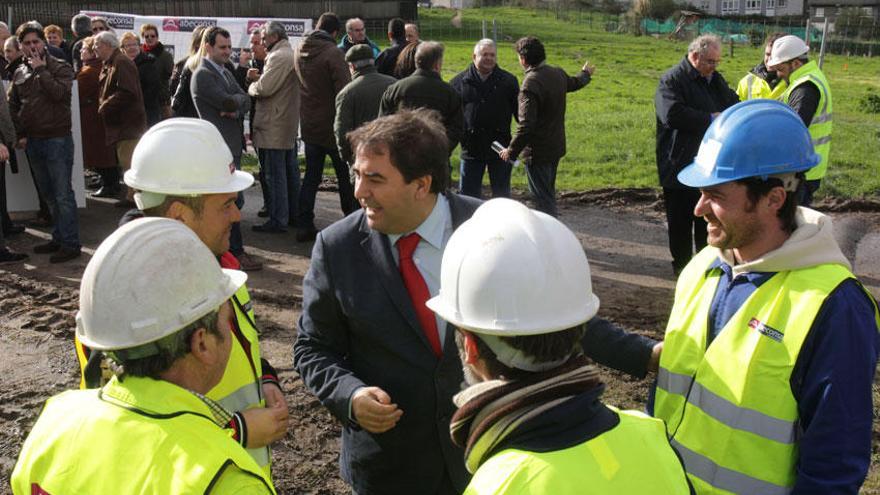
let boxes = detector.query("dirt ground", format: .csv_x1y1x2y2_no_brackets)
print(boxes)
1,184,878,494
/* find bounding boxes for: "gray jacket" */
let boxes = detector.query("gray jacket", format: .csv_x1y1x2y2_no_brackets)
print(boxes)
191,59,250,159
334,65,395,165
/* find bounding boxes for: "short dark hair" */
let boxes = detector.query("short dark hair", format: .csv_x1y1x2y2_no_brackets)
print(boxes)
203,26,230,47
316,12,341,35
515,36,545,67
108,310,220,380
72,14,92,37
737,174,801,233
347,109,450,194
456,325,586,381
415,41,443,70
388,18,405,40
16,21,45,42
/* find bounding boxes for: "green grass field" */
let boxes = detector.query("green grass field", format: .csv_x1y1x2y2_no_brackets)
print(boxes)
410,7,880,199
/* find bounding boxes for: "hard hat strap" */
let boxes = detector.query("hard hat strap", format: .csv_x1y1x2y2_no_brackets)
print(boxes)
477,334,573,373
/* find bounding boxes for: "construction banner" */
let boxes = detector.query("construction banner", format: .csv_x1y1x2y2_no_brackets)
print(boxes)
80,10,313,62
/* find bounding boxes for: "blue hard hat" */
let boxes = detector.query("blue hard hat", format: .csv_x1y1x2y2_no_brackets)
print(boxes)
678,100,820,188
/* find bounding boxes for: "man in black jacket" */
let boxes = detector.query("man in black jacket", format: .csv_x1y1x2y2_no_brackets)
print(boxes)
654,34,738,275
376,18,406,78
379,41,463,156
451,39,518,199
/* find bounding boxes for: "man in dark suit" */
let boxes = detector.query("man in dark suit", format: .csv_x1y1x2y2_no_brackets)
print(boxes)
191,26,260,271
294,109,478,494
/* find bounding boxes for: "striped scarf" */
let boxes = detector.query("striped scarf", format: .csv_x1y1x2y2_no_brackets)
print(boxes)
450,356,602,473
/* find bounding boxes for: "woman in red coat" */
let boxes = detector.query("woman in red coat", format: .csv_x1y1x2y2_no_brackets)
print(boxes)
77,36,118,197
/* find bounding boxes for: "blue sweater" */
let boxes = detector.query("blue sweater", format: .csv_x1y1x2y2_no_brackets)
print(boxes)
677,258,879,494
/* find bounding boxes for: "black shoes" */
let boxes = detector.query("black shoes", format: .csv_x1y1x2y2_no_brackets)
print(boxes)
257,207,269,218
33,241,61,254
49,247,81,264
32,241,81,263
0,248,28,265
296,227,319,243
92,185,120,198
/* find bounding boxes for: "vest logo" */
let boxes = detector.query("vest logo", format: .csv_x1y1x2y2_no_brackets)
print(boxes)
748,318,784,342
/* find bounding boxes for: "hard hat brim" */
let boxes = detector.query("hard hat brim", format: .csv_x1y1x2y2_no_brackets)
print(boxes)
124,169,255,196
427,293,600,336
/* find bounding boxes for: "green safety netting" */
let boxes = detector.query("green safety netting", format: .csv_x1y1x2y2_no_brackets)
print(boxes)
641,17,817,42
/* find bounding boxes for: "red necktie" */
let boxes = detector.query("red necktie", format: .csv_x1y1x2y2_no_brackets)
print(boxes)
396,233,442,357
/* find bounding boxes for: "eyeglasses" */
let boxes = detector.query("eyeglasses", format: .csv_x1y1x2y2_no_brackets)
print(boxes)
701,58,720,67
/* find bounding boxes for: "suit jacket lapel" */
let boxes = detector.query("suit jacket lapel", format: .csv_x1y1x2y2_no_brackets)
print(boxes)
358,193,481,360
359,216,435,354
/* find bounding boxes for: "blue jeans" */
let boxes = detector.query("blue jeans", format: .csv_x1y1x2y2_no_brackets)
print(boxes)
459,158,512,199
26,136,80,249
524,156,560,217
297,142,355,230
229,154,245,255
259,147,300,228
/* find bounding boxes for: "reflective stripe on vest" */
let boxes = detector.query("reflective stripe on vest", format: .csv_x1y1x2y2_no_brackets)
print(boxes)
655,246,860,494
207,283,271,473
746,74,756,100
783,61,833,180
10,376,276,494
465,410,692,495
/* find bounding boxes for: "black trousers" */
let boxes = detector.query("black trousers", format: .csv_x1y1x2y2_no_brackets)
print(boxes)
663,187,707,274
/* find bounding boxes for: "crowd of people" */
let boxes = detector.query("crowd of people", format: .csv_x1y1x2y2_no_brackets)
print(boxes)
1,10,878,495
0,12,599,267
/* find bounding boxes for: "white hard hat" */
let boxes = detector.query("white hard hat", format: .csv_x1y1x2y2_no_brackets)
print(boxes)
426,198,600,336
75,217,247,351
124,118,254,209
767,35,809,67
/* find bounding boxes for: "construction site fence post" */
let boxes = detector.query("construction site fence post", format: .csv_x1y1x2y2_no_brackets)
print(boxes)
819,17,829,68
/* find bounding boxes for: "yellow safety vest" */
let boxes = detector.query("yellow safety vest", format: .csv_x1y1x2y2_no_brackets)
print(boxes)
11,375,276,495
654,247,875,495
74,283,270,475
782,61,833,181
736,72,787,101
464,409,692,495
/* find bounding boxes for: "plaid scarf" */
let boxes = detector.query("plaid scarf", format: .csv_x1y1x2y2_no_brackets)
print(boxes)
450,356,602,473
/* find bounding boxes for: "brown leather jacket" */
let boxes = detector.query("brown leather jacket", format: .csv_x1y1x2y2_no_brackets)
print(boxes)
7,52,73,139
508,62,591,162
98,50,146,145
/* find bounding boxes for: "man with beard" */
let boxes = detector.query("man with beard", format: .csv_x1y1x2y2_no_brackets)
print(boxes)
426,198,692,494
653,100,879,494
